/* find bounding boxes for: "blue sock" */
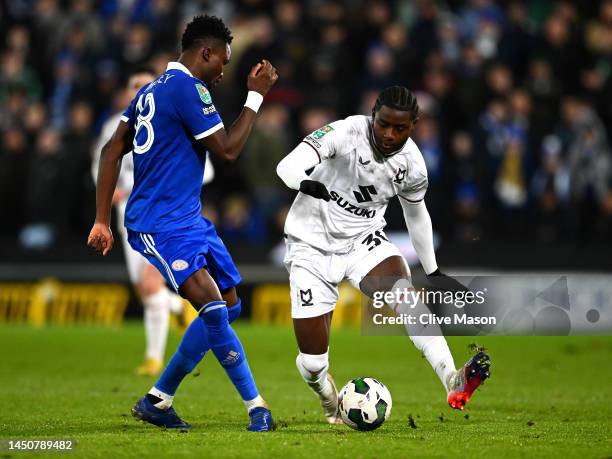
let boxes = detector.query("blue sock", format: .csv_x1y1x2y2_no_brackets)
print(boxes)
154,299,242,396
200,300,259,401
155,317,208,395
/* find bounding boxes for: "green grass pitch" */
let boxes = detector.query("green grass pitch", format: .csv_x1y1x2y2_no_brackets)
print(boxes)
1,323,611,458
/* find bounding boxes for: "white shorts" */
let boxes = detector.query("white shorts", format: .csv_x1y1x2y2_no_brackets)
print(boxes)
284,229,408,319
117,200,147,285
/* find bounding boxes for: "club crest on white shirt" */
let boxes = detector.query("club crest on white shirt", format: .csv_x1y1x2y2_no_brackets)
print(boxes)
394,168,407,183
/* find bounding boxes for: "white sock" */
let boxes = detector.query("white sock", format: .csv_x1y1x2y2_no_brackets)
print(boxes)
142,289,170,361
148,387,174,410
244,394,266,413
388,278,456,392
167,289,184,314
296,352,333,398
410,335,456,392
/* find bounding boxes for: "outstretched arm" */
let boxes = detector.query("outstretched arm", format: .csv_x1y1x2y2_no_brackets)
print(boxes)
399,198,438,275
87,121,133,255
401,197,468,291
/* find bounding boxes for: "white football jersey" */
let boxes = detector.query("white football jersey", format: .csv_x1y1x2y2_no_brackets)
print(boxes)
284,115,428,252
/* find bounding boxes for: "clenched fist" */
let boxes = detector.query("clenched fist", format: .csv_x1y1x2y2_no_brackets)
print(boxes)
247,59,279,96
87,222,114,256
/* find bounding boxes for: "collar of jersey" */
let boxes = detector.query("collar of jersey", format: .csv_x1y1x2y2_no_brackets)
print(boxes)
166,61,194,77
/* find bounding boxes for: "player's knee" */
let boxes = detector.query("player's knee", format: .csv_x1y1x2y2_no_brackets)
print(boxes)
385,277,416,312
199,300,229,328
137,276,164,298
141,289,168,312
227,299,242,324
221,286,238,306
393,277,414,291
139,262,167,296
296,351,329,382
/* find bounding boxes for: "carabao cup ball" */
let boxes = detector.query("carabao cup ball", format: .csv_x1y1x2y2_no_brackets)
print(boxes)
338,377,392,431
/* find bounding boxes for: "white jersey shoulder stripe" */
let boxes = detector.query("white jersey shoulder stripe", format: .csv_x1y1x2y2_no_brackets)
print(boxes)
194,121,224,140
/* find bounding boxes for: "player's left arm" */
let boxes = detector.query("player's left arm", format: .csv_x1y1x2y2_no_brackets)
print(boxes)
399,197,438,275
198,61,278,162
276,119,349,201
399,198,468,292
91,116,129,204
87,121,134,255
398,151,469,292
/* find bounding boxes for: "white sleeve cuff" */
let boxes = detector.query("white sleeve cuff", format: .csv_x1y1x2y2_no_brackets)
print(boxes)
194,122,224,140
120,115,129,123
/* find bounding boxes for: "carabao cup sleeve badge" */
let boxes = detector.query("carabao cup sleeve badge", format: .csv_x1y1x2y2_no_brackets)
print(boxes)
196,83,213,105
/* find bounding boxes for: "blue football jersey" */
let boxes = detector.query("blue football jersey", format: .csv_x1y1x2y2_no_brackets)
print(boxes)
121,62,223,232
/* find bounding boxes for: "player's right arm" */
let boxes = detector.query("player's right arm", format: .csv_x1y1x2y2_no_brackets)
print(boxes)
276,142,330,200
87,120,134,256
199,60,278,162
276,119,347,201
91,116,128,205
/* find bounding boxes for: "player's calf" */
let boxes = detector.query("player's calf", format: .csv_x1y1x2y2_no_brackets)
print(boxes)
138,289,171,375
199,300,273,430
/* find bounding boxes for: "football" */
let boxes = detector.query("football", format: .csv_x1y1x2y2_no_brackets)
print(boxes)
338,377,392,431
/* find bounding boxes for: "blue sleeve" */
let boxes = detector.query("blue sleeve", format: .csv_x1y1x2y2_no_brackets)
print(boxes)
174,81,224,139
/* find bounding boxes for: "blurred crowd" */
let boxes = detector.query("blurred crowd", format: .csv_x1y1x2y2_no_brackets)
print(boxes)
1,0,612,256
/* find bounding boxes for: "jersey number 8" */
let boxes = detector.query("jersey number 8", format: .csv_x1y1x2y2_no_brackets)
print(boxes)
133,93,156,154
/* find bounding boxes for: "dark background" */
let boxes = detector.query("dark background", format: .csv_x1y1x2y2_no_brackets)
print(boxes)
1,0,612,277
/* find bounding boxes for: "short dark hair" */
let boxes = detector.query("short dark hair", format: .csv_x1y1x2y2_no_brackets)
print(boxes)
373,86,420,121
181,15,233,52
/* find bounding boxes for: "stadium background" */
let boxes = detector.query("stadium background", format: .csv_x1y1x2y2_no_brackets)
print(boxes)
1,1,612,457
1,0,611,322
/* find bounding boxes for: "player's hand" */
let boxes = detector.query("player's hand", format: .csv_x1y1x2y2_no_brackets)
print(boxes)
247,59,279,96
426,269,469,293
299,180,330,201
87,222,114,256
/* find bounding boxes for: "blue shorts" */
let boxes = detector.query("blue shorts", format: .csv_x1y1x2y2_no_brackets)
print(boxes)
127,217,241,293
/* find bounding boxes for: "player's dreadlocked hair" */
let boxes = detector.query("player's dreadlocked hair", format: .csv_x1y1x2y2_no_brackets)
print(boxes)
373,86,420,121
181,15,233,52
